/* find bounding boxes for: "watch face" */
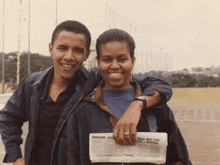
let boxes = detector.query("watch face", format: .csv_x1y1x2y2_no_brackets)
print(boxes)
135,96,147,109
137,96,146,101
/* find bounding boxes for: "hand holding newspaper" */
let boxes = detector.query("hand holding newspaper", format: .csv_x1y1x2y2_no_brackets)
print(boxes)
89,132,168,164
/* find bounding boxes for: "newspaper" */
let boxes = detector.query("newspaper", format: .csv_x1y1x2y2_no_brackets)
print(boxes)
89,132,168,164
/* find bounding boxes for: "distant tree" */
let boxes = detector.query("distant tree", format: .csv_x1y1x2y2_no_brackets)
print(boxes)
0,52,53,86
0,52,17,84
20,52,53,81
197,76,220,87
148,70,164,79
170,73,197,87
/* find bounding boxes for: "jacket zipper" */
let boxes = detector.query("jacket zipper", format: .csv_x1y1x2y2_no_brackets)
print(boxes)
50,95,84,165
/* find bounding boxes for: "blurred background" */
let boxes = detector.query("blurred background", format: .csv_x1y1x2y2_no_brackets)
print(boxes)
0,0,220,165
1,0,220,92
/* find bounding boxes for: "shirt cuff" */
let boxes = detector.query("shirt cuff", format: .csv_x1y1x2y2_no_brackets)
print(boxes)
3,145,22,163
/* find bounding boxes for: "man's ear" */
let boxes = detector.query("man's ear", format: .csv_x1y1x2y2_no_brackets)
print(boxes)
84,49,91,61
132,57,135,64
49,43,53,57
97,56,100,65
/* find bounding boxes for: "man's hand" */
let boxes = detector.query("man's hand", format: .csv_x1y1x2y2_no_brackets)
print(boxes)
113,101,143,146
13,158,25,165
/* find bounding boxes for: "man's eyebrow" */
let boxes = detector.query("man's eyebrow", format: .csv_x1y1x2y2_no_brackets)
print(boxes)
57,44,67,47
74,46,85,49
118,54,127,57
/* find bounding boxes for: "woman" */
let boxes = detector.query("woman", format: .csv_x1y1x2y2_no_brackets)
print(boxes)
60,29,192,165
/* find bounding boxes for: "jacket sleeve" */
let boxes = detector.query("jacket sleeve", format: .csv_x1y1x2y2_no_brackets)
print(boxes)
154,104,192,165
0,78,29,163
134,76,173,102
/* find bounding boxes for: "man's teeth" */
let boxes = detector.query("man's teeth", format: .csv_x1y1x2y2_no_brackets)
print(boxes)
110,73,121,76
62,64,74,68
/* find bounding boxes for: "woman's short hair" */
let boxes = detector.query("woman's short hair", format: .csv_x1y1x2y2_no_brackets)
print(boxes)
96,29,135,59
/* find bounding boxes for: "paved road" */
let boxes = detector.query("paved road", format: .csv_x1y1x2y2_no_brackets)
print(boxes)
171,105,220,165
0,94,12,110
0,96,220,164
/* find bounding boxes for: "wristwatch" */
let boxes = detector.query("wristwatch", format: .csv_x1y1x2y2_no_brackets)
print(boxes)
134,96,147,109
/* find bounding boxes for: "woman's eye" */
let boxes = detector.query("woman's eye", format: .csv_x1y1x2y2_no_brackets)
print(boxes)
103,59,111,63
119,58,126,62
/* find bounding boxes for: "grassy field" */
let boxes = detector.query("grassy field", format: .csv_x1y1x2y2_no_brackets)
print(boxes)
168,87,220,106
1,84,220,105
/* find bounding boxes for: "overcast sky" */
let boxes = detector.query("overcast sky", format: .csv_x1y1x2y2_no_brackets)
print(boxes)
1,0,220,71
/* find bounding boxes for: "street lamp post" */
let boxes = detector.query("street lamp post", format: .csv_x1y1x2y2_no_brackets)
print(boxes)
17,0,22,86
55,0,58,25
2,0,5,94
28,0,31,75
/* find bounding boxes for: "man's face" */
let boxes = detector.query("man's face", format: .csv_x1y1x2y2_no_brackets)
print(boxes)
49,30,90,81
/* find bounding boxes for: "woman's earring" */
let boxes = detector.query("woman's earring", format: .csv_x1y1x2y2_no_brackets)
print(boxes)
130,75,134,82
96,68,103,82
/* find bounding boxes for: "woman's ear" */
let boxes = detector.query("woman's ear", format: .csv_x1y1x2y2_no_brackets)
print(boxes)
97,56,101,66
84,49,91,61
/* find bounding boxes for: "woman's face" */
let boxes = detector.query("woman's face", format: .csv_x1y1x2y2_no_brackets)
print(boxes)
98,41,135,90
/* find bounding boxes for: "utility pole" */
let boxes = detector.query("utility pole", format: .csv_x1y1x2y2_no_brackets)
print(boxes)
17,0,22,86
55,0,58,25
2,0,5,94
105,2,108,29
27,0,30,75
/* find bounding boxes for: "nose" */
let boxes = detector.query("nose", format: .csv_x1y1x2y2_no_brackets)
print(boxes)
63,50,75,61
110,60,120,69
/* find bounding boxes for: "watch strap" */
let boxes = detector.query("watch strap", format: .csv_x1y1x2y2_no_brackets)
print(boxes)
134,96,147,109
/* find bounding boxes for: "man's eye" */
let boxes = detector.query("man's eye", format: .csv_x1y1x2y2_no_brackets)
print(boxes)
57,47,67,51
75,48,84,53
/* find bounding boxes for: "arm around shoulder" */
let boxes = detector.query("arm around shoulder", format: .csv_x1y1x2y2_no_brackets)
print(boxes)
134,75,172,103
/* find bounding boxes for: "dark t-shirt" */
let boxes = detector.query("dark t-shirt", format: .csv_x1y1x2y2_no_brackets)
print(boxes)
103,87,136,120
31,71,77,165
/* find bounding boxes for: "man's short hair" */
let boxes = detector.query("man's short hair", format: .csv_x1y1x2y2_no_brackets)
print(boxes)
96,29,135,59
51,20,91,51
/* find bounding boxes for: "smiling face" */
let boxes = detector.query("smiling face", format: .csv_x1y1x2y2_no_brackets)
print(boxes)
49,30,90,82
98,41,135,90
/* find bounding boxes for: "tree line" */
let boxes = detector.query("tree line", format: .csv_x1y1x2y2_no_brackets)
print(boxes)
0,52,220,88
134,71,220,88
0,52,53,88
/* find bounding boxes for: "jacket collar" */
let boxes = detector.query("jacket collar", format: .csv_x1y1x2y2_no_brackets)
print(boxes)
84,79,142,103
83,80,143,128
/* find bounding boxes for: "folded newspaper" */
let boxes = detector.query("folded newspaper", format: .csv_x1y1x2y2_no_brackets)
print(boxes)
89,132,168,164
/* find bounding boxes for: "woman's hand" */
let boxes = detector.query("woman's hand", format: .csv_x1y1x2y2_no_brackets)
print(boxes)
113,100,143,145
13,158,25,165
113,92,162,145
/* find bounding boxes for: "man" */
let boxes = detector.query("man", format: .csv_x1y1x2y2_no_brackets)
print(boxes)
0,20,172,165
